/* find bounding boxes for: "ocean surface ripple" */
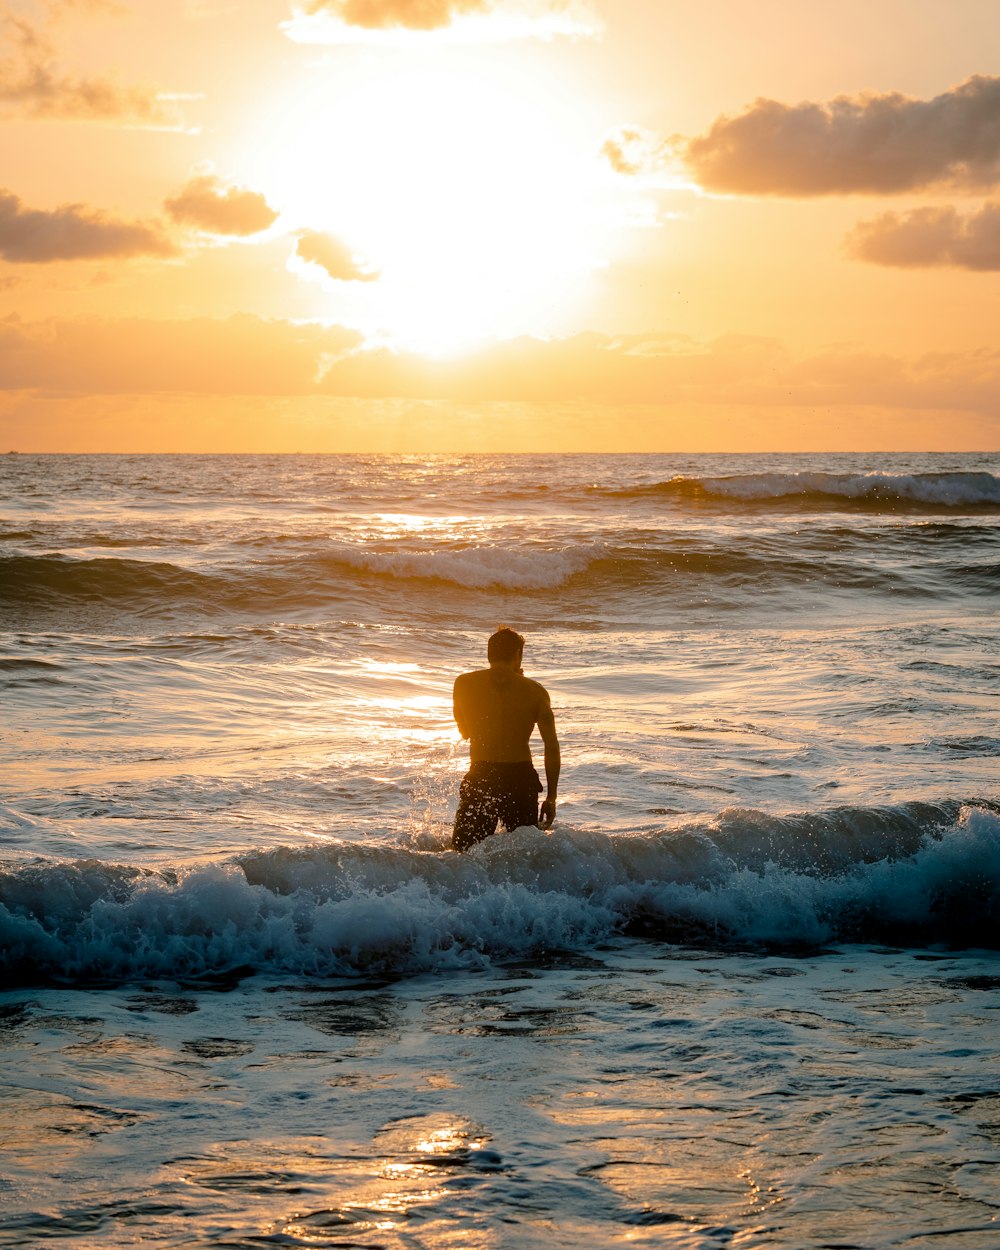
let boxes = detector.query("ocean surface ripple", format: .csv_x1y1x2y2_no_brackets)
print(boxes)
2,453,1000,1249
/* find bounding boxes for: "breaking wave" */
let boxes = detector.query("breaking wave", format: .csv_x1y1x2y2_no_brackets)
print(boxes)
2,802,997,983
2,526,994,612
623,470,1000,510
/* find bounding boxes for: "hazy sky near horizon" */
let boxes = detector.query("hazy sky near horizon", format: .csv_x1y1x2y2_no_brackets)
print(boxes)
2,0,999,451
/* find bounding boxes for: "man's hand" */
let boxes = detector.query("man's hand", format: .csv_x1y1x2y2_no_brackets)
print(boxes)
537,797,556,830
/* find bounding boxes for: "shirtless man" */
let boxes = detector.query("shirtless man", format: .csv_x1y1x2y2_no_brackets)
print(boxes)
452,626,561,852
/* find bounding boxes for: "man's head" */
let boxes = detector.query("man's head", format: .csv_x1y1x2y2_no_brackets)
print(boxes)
487,626,525,666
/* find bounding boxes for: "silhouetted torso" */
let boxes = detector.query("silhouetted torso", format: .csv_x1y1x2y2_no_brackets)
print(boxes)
453,668,548,763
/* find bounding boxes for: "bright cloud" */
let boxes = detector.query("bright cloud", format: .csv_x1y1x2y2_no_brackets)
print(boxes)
685,76,1000,196
296,0,489,31
294,230,379,282
283,0,600,42
0,190,175,263
164,175,279,236
847,203,1000,270
599,126,691,195
601,128,647,176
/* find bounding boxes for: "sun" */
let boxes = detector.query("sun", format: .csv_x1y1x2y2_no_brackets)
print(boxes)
240,53,614,354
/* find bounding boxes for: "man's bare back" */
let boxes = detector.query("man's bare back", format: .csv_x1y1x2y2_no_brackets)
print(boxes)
453,668,551,763
451,627,560,851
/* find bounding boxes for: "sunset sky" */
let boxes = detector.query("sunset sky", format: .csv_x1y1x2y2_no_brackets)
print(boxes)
2,0,999,451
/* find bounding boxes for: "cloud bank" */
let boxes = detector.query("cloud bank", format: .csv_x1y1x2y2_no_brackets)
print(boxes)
685,75,1000,196
0,316,362,393
3,317,1000,428
847,203,1000,270
164,176,279,236
295,230,379,281
0,191,175,263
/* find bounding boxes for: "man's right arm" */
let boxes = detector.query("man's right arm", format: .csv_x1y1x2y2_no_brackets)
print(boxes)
453,676,470,740
536,691,560,830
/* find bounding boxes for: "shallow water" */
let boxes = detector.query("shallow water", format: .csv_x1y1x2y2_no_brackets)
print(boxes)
3,945,1000,1248
1,452,999,1245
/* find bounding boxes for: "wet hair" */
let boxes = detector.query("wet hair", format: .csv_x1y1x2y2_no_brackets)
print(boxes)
488,626,525,663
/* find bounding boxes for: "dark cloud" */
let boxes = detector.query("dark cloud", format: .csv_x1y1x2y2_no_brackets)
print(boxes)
0,18,175,124
685,75,1000,196
295,230,378,281
164,176,279,236
847,202,1000,270
297,0,489,31
0,190,175,263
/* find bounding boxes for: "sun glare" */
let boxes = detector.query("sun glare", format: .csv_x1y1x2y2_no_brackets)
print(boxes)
242,57,612,353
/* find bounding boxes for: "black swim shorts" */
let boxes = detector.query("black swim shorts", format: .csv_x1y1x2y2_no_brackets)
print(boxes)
452,761,542,852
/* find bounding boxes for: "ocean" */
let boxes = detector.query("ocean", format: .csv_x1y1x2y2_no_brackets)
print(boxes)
1,450,998,1248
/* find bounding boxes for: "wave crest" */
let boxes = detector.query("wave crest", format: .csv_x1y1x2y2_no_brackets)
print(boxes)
2,803,997,982
631,470,1000,510
316,542,600,591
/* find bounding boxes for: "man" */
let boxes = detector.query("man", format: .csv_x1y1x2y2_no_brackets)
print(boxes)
452,626,561,853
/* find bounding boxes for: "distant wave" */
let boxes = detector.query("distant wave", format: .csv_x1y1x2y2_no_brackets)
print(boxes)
0,546,598,609
3,526,996,612
0,554,225,608
2,802,997,982
619,471,1000,511
318,541,600,591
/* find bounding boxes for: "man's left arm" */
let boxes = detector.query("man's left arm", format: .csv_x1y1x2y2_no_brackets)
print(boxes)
536,692,560,830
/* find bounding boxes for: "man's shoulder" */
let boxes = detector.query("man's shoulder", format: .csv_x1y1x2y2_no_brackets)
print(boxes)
520,675,551,703
454,668,489,690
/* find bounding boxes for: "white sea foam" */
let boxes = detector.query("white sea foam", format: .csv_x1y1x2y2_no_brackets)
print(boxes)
3,806,996,981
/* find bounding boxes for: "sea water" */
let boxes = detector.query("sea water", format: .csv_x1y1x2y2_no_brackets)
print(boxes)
1,452,998,1247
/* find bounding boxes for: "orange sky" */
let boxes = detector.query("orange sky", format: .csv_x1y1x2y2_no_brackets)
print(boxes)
2,0,999,451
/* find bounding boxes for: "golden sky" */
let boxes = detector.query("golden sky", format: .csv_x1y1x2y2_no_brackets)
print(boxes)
2,0,999,451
